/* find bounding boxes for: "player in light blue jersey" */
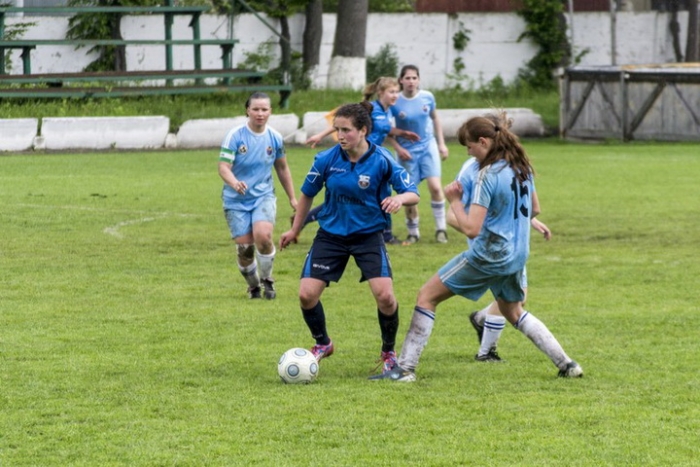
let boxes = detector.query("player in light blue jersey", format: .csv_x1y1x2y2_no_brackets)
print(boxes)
372,115,583,382
304,77,419,244
280,102,420,377
218,92,298,300
450,152,552,362
389,65,450,245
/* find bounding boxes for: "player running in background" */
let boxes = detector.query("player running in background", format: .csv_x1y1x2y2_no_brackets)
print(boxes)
303,77,419,244
280,102,419,376
389,65,450,245
372,114,583,381
218,92,298,300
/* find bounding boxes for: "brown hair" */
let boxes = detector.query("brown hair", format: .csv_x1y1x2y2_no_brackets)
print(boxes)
457,113,534,182
334,101,373,134
362,77,399,101
398,65,420,90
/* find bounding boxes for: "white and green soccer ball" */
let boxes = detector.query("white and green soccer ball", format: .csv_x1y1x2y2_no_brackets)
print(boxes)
278,348,319,384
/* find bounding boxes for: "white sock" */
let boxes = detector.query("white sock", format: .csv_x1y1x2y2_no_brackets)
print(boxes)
478,315,506,356
398,306,435,371
431,200,446,231
406,217,420,237
473,304,491,327
256,247,276,280
516,311,571,370
238,261,259,287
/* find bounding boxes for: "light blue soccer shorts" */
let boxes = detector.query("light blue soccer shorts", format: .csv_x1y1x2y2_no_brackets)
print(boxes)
438,251,526,303
224,195,277,239
400,139,441,183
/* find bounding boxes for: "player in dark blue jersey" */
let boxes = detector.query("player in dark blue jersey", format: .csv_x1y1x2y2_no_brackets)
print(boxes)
218,92,297,300
372,115,582,382
303,77,419,244
280,102,420,376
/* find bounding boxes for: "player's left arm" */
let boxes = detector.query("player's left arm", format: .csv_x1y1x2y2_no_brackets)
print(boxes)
430,108,449,160
273,156,298,212
530,191,551,240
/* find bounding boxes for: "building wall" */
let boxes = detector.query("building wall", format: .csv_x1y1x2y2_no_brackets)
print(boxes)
4,10,689,90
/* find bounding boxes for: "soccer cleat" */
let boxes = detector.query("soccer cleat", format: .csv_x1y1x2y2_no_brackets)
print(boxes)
402,234,419,246
310,340,334,361
368,364,416,382
474,349,503,362
261,278,276,300
558,360,584,378
469,311,484,344
372,350,397,375
435,229,448,243
247,286,262,299
384,235,402,245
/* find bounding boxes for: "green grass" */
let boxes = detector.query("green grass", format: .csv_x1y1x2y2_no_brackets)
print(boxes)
0,87,561,133
1,141,699,465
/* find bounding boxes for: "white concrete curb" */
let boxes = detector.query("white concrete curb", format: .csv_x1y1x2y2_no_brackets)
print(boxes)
176,114,300,149
40,116,170,150
0,108,544,152
299,108,546,146
0,118,39,152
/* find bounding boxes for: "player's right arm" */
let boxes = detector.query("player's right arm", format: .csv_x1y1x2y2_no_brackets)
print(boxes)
218,160,247,195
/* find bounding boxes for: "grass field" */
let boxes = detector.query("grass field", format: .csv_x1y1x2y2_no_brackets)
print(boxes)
1,140,699,466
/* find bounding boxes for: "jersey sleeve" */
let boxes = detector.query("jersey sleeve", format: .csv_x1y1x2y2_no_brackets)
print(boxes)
472,167,495,209
219,128,238,163
300,152,327,198
271,129,286,160
386,155,419,196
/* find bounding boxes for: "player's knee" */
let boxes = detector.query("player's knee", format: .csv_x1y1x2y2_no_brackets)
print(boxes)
236,243,255,264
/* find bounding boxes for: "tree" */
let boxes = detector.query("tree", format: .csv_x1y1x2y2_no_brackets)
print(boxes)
66,0,157,72
686,0,699,62
327,0,368,90
303,0,323,87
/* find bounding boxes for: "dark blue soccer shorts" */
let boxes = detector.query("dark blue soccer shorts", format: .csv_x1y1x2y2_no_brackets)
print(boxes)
301,228,393,284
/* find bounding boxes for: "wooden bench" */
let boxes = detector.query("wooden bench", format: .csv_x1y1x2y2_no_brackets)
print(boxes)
0,39,240,75
0,4,292,107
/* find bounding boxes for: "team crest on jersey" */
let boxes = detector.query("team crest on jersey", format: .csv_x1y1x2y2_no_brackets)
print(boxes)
266,146,273,156
398,111,407,120
358,174,371,189
238,144,248,155
422,104,429,113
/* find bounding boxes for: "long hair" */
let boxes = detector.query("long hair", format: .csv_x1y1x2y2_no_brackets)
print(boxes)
457,113,534,182
362,76,399,101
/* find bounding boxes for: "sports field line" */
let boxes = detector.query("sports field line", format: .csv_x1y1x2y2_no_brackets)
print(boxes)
15,203,202,239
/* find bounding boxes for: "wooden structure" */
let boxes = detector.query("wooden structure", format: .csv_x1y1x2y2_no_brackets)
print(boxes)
560,64,700,141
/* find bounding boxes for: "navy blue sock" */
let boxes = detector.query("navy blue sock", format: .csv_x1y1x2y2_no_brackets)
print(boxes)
302,301,330,345
378,305,399,352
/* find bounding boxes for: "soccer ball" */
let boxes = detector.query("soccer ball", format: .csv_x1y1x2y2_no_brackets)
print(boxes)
278,348,319,384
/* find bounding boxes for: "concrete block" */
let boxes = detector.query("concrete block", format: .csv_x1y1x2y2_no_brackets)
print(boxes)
300,111,335,145
438,108,545,139
41,116,170,150
176,114,300,149
0,118,38,152
298,108,545,145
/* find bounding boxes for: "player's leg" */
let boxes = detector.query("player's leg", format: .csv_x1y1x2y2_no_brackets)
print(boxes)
355,232,399,373
422,142,447,243
225,208,261,298
251,196,277,299
495,275,583,378
299,230,349,361
425,175,447,243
